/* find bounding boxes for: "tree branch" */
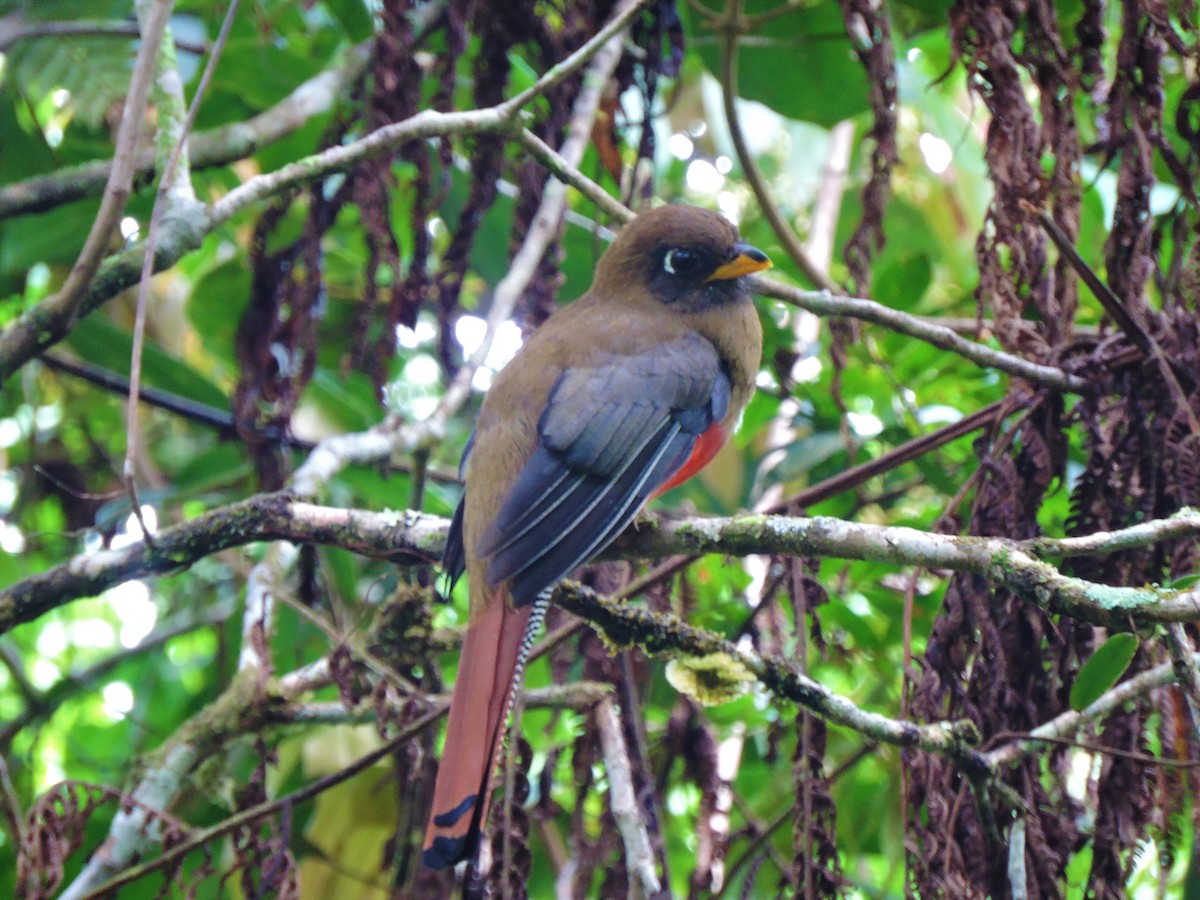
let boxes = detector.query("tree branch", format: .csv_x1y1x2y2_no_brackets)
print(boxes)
0,0,1086,408
135,0,196,203
754,280,1090,393
715,0,840,292
984,650,1200,769
289,0,640,497
68,673,609,898
0,0,652,385
0,44,370,221
596,697,662,898
0,15,208,55
550,581,989,777
6,496,1197,636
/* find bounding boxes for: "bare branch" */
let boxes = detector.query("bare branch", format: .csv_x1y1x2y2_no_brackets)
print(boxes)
984,651,1200,769
755,280,1090,393
291,0,639,496
124,0,237,519
596,697,662,898
407,6,631,450
209,0,650,231
0,0,1084,407
135,0,196,203
0,755,24,848
0,14,208,54
514,128,634,222
66,679,443,899
68,673,609,898
0,493,447,634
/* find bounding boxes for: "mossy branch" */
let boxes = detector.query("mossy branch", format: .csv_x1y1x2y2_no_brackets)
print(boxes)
4,498,1197,636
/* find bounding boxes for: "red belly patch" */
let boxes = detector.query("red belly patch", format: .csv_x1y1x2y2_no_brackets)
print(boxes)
652,423,728,497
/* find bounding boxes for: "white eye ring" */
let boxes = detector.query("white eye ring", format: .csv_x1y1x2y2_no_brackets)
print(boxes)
663,248,699,276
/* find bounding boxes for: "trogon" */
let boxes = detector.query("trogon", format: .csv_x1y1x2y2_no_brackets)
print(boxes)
422,204,770,869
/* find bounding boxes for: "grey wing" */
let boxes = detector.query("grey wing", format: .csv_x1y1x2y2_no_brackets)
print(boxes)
478,336,730,605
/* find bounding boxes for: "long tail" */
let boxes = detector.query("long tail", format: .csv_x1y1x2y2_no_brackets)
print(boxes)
422,592,547,869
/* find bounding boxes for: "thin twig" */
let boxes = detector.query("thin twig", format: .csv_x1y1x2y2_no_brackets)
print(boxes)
428,10,632,444
500,0,650,114
0,641,39,706
74,677,609,898
75,707,445,899
986,731,1200,770
984,652,1200,768
0,3,648,384
716,801,793,898
755,280,1089,393
0,754,24,846
714,1,839,292
0,605,234,749
551,582,988,775
1,41,1085,403
0,0,175,380
0,16,208,54
124,0,238,536
1030,203,1200,434
40,351,317,450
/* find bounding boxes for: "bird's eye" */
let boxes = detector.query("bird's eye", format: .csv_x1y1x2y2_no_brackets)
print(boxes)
663,248,702,277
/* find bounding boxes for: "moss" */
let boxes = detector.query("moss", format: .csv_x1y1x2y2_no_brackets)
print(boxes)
1083,583,1160,611
665,652,755,705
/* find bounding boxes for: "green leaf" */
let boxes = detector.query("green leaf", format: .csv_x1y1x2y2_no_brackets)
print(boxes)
64,314,230,410
0,201,99,292
772,432,847,482
688,2,871,126
326,0,374,41
0,91,57,182
211,37,327,111
170,443,252,493
439,166,515,289
307,368,381,432
186,257,250,365
873,253,933,310
1070,633,1139,711
6,32,136,129
1183,839,1200,900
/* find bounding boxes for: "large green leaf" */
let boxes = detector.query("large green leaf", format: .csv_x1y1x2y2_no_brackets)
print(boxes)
64,314,230,410
688,2,872,126
186,257,251,366
0,91,57,182
5,32,134,129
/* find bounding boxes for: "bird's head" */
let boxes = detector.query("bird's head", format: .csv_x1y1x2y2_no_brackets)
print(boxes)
593,205,772,313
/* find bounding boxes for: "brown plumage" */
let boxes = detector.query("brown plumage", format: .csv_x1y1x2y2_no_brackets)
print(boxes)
422,204,769,869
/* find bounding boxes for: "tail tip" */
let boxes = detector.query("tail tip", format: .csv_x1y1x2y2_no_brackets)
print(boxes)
422,793,478,869
421,834,470,870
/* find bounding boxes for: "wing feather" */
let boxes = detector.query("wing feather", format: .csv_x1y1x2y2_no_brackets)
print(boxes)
473,336,731,606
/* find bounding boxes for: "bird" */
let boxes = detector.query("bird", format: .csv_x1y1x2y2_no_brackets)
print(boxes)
421,203,769,870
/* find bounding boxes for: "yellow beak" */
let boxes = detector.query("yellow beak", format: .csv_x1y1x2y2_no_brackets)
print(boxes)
706,243,772,281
